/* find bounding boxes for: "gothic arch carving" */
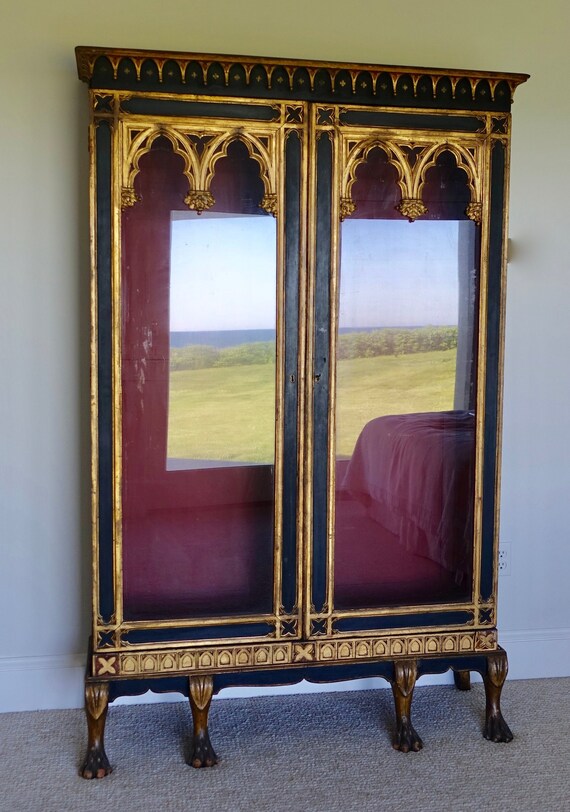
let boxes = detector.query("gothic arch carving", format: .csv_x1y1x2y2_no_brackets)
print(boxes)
341,139,412,218
199,131,277,215
339,135,483,222
414,143,480,206
121,125,200,208
120,126,277,214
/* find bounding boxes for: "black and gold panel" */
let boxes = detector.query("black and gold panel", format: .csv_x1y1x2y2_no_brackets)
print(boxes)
309,129,334,617
91,100,308,648
479,140,507,604
93,118,114,625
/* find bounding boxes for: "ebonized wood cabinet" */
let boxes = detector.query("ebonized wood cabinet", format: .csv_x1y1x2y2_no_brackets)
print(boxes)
76,46,527,777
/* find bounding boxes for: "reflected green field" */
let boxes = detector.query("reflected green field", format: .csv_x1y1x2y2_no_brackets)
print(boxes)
167,349,457,463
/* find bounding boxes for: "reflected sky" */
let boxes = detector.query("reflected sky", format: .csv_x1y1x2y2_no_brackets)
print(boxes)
340,219,459,328
170,213,460,332
170,212,276,331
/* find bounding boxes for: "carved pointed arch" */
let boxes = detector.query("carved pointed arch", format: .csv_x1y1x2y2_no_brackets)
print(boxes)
341,138,413,219
198,131,278,216
121,125,200,208
413,143,482,222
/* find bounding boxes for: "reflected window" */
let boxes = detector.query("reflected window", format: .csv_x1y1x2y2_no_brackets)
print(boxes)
167,211,276,470
334,215,478,609
337,219,464,457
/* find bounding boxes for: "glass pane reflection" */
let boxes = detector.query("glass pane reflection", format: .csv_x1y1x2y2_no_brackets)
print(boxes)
168,212,276,468
334,218,477,609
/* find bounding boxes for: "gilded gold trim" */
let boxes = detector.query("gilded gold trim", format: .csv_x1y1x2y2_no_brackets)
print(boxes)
92,628,498,677
323,601,477,619
97,612,296,634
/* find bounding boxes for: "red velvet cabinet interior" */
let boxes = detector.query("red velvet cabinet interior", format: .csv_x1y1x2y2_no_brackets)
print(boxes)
76,46,527,777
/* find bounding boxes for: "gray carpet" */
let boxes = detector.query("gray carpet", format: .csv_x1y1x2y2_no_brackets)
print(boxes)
0,678,568,812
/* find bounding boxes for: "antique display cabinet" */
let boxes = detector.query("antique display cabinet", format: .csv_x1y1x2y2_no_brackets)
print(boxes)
76,46,527,778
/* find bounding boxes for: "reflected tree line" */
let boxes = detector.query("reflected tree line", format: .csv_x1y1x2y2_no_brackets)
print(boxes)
170,325,457,371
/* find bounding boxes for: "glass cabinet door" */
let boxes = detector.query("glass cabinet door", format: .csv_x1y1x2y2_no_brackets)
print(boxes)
309,118,485,631
116,116,304,636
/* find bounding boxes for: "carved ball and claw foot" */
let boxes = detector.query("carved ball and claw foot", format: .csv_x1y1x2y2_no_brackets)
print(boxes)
483,651,513,743
81,682,112,779
188,676,218,768
390,659,423,753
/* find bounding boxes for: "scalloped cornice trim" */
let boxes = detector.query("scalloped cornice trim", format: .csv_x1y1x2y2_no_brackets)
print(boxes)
76,46,528,106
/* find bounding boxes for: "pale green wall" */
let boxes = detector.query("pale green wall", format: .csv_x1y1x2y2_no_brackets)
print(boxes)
1,0,569,710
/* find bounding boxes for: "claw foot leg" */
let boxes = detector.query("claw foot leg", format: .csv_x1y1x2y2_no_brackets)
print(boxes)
390,659,423,753
80,682,112,779
483,650,513,743
188,676,218,768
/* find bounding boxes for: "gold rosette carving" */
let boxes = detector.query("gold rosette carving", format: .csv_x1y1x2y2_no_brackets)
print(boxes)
396,198,428,222
121,187,140,209
466,201,483,224
260,194,278,217
340,197,356,221
185,190,215,214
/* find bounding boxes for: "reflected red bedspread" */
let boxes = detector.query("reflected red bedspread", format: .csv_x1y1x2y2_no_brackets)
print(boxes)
341,410,475,581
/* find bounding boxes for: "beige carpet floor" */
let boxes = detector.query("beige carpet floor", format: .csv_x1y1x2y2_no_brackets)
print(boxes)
0,678,568,812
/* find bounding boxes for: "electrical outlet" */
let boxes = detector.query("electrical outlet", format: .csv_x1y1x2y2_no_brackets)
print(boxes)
498,543,511,576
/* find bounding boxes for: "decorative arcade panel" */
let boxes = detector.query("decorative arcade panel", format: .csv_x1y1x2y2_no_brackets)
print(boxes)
77,46,527,778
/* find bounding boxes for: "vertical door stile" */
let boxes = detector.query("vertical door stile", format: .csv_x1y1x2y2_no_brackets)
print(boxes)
325,117,341,635
472,134,493,612
293,105,310,636
490,122,512,614
93,107,116,634
113,116,124,633
273,120,285,626
279,105,309,638
308,111,335,637
302,105,318,640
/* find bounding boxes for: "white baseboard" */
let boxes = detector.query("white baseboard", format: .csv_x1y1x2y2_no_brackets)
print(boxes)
0,654,86,713
1,628,568,713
